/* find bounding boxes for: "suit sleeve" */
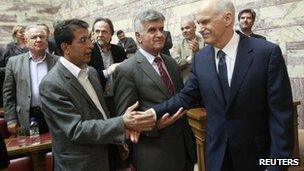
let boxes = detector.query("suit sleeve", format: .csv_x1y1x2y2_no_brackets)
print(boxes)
267,45,293,160
39,80,125,145
113,64,139,116
3,59,17,123
153,53,202,118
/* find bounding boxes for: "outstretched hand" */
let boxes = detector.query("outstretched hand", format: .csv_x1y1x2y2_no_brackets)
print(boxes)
156,107,185,130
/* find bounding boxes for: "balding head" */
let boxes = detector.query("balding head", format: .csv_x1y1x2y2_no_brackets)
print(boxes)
180,18,197,40
195,0,235,49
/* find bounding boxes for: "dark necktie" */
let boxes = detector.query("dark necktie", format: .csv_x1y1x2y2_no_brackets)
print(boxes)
217,50,230,104
154,57,174,96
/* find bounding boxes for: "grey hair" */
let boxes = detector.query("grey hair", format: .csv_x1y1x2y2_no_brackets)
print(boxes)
215,0,235,22
24,24,47,39
133,9,165,32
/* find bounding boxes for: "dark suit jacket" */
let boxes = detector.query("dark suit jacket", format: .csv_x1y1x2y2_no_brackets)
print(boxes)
48,40,61,56
161,31,173,56
117,37,137,54
154,33,293,171
114,51,196,171
236,30,266,40
39,61,125,171
88,43,127,90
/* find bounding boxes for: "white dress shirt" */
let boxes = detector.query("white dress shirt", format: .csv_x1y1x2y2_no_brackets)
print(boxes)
60,57,107,119
29,52,48,107
214,32,240,86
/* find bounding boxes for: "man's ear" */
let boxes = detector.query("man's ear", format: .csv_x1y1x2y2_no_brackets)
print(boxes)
60,42,70,56
224,11,233,27
135,32,142,44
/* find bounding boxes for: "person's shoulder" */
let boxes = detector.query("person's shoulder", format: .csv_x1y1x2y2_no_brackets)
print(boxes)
111,44,124,51
7,52,27,63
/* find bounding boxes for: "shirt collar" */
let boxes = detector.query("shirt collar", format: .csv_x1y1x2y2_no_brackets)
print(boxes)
214,31,240,60
139,48,162,64
28,51,47,63
60,57,89,79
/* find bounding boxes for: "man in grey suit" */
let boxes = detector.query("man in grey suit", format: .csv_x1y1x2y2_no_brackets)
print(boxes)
116,30,137,58
39,19,156,171
3,24,58,135
114,10,196,171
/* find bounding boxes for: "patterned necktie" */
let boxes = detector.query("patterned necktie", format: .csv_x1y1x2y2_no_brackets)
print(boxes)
154,57,174,96
217,50,230,104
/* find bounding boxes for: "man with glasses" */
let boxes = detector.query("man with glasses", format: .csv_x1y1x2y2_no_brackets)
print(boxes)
3,24,58,136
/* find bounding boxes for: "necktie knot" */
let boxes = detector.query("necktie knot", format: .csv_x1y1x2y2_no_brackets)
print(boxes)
154,57,162,64
217,50,225,60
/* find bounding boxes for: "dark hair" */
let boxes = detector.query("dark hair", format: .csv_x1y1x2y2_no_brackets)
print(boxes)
238,8,256,22
53,19,89,54
92,18,114,35
116,30,124,36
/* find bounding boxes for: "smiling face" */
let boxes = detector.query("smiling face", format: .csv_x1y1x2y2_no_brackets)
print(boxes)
135,19,165,56
25,27,48,54
181,20,196,40
63,28,94,68
195,1,234,49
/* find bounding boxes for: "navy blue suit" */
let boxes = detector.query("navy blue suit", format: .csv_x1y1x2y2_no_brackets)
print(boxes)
154,33,293,171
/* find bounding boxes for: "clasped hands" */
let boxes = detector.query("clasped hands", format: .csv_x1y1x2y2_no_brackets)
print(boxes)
122,102,185,143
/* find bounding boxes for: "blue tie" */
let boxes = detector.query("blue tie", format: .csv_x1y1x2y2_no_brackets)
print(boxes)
217,50,230,104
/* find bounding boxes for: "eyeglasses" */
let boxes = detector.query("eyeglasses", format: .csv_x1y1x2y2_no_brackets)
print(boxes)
76,37,92,45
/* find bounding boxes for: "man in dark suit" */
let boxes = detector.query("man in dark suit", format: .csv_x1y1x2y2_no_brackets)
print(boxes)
238,8,266,40
114,9,196,171
88,18,127,116
161,30,173,56
147,1,293,170
39,19,156,171
116,30,137,58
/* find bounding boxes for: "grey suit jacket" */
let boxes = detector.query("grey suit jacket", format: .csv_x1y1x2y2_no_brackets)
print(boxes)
39,61,125,171
3,52,58,129
114,51,196,171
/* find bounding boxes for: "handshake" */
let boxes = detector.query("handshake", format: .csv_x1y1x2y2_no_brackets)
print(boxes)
122,102,185,143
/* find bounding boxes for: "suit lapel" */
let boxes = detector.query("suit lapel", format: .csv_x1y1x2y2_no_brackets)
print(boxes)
58,62,98,110
88,69,110,118
136,52,168,96
227,35,253,108
24,53,31,94
204,48,226,106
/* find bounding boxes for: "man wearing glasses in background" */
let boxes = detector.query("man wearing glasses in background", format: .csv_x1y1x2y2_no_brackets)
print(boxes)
3,24,58,136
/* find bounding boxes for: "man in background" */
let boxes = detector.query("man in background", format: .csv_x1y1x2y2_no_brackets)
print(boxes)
172,18,205,81
116,30,137,58
88,18,127,116
238,8,266,40
3,25,58,135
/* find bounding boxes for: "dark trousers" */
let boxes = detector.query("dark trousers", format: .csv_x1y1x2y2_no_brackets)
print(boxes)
30,107,49,134
221,146,234,171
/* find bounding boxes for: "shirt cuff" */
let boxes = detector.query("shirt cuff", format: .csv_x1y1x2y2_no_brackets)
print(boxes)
103,69,108,78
